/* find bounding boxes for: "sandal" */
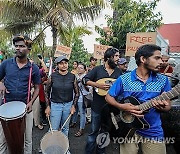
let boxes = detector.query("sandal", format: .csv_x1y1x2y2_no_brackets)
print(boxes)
74,130,83,137
37,124,44,130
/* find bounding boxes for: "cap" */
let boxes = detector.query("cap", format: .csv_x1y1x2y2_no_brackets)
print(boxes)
13,34,32,49
55,56,69,64
118,58,127,65
90,56,97,62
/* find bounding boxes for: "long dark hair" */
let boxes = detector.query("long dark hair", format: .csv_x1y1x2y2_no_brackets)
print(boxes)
104,47,119,69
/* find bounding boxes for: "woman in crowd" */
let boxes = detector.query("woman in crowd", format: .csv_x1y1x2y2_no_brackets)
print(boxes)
70,63,90,137
71,61,79,75
45,56,79,136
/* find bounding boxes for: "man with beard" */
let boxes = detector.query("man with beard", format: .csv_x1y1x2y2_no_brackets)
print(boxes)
0,35,41,154
159,54,173,75
83,47,122,154
106,44,171,154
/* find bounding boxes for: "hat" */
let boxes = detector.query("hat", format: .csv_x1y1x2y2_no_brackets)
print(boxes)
90,56,97,62
118,58,127,65
55,56,69,64
13,34,32,49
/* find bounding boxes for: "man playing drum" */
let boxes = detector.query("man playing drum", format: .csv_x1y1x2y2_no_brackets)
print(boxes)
0,35,41,154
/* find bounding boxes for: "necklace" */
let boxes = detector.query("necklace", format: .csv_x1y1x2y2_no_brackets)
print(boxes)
136,74,147,80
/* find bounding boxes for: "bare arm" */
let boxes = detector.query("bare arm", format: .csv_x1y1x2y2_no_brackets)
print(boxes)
30,84,39,103
26,84,39,112
38,58,48,73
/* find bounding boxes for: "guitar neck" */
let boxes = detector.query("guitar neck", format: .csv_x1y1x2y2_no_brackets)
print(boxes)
138,84,180,111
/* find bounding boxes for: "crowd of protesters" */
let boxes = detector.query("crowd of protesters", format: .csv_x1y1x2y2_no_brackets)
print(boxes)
0,34,180,154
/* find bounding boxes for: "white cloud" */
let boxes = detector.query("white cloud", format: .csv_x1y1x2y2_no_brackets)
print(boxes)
156,0,180,24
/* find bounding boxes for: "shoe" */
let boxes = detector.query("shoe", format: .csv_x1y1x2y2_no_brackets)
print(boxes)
39,149,42,153
37,124,44,130
42,120,47,126
86,120,91,124
74,130,83,137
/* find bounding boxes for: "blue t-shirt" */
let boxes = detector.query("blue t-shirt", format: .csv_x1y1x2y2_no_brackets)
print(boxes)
108,69,171,139
0,57,41,103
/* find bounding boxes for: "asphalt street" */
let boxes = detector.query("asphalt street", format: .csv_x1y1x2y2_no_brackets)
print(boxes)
32,120,177,154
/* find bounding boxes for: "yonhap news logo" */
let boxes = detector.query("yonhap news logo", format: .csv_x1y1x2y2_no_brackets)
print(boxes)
112,137,176,144
96,132,110,148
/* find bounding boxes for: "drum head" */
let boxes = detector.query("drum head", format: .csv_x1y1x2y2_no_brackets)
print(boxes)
40,131,69,154
0,101,26,120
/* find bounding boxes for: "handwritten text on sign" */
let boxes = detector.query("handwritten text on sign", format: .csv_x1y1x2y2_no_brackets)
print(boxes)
94,44,111,59
126,32,157,56
54,45,72,59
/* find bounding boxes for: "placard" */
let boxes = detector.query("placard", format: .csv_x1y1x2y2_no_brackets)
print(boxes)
54,45,72,59
126,32,157,56
94,44,111,59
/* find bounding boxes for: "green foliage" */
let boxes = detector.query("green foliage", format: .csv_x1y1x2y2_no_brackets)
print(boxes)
0,40,14,59
0,0,106,57
69,38,92,70
59,25,92,47
95,0,162,51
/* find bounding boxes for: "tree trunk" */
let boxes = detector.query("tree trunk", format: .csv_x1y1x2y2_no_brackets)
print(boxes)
51,26,57,57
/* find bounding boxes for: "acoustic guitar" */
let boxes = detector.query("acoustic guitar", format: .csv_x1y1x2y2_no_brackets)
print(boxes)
101,84,180,138
95,78,116,96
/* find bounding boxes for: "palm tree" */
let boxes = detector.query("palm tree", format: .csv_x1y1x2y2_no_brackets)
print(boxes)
60,25,92,47
0,0,106,56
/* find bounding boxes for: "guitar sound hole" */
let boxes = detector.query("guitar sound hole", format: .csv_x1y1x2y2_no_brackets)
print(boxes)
120,111,135,123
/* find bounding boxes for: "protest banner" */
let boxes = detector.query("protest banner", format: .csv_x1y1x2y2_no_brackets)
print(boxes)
94,44,111,59
126,32,157,56
54,45,72,59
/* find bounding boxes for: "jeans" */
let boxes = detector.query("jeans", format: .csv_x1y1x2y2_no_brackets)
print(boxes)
50,101,73,137
85,110,105,154
71,101,86,129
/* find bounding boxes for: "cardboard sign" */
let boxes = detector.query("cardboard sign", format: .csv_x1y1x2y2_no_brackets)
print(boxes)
126,32,157,56
94,44,111,59
54,45,72,59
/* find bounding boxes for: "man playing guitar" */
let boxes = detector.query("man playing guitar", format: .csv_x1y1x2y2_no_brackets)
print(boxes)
106,44,171,154
83,47,122,154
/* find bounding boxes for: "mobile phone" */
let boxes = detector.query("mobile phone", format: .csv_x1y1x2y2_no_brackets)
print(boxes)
37,54,42,59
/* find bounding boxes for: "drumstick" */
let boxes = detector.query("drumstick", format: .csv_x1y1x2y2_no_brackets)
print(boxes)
60,114,72,131
47,116,53,134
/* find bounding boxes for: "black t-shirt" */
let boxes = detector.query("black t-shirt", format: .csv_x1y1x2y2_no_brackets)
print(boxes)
50,71,78,103
83,65,122,113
